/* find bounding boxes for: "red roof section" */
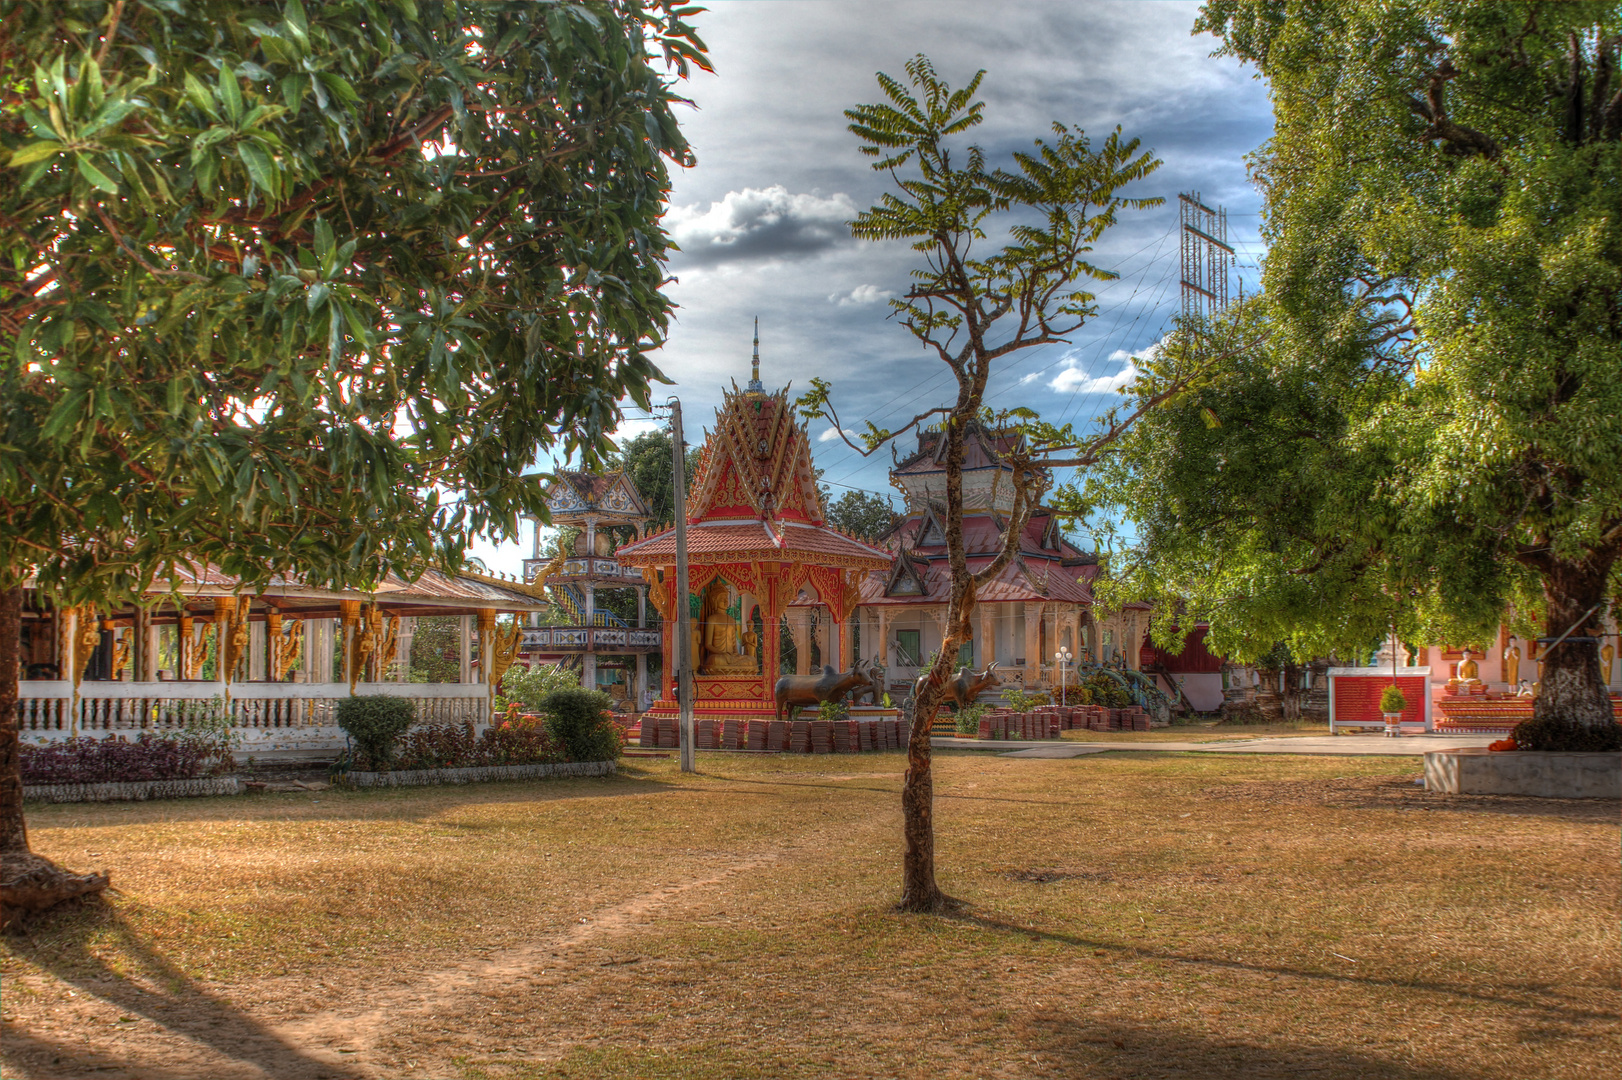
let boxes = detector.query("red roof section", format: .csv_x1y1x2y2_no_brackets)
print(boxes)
617,520,891,567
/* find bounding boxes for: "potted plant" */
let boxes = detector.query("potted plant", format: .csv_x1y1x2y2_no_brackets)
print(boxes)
1379,683,1408,737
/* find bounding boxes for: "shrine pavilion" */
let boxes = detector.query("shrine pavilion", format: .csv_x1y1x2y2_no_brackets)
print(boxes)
616,372,892,721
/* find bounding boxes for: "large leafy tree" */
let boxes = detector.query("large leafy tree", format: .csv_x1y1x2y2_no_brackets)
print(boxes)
0,0,706,916
1164,1,1622,732
613,425,698,531
823,488,895,543
801,56,1202,912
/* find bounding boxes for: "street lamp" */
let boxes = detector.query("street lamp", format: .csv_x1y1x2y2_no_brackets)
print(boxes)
1054,647,1072,706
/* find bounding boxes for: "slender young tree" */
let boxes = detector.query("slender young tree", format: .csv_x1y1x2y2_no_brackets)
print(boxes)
0,0,707,917
801,56,1238,912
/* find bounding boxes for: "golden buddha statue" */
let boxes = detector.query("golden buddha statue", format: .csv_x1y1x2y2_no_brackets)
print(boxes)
1502,639,1520,686
698,579,756,674
1456,647,1480,683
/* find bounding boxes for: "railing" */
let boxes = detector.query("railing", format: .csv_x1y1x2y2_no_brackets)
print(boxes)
520,626,661,652
17,681,489,739
523,557,637,581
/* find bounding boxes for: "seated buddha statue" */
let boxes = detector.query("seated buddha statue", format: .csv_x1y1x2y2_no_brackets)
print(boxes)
1456,647,1480,685
698,580,757,674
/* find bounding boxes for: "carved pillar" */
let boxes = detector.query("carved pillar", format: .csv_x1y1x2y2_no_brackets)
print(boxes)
980,606,996,667
1023,603,1044,680
339,599,362,691
477,609,498,685
248,620,266,681
214,597,236,690
875,607,890,669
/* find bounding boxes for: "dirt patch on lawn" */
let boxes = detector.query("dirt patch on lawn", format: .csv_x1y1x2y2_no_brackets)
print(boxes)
1201,774,1619,819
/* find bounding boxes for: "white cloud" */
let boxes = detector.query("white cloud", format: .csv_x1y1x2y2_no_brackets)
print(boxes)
666,185,858,266
818,425,860,443
828,283,893,306
1050,343,1161,395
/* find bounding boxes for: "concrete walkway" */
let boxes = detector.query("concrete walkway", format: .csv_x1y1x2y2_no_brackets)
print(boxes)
933,733,1500,758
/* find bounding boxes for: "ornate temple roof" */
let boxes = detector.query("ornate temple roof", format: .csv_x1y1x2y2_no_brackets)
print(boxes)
617,381,889,573
545,469,649,522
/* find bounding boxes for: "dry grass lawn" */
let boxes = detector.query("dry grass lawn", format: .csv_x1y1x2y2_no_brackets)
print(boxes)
2,750,1616,1080
1056,719,1334,742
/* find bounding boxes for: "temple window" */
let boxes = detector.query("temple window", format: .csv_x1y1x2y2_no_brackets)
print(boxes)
896,629,923,666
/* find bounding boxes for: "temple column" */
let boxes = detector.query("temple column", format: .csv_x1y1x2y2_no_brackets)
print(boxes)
1023,603,1044,683
582,578,597,691
214,597,236,692
979,606,996,668
635,587,647,710
874,608,890,669
764,610,781,691
132,606,156,682
458,614,473,684
394,617,415,682
248,620,266,681
815,608,832,671
788,608,811,675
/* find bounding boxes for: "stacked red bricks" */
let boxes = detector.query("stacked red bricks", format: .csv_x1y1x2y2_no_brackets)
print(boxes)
632,716,911,752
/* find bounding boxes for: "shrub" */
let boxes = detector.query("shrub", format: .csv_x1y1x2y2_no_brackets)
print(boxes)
1379,684,1408,714
336,695,416,770
955,702,989,735
817,700,849,723
21,733,212,784
1000,687,1048,712
388,716,565,771
1082,673,1132,708
542,687,622,762
495,662,581,714
1509,715,1622,752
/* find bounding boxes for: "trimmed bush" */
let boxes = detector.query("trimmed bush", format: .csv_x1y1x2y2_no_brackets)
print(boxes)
542,687,622,762
336,695,416,770
389,716,565,771
955,702,989,735
1379,684,1408,713
1509,715,1622,752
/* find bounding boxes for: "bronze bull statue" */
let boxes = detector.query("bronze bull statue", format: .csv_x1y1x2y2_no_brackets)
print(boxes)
914,661,1002,713
774,660,873,722
847,658,886,707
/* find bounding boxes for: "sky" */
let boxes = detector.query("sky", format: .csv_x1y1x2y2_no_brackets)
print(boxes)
467,0,1274,575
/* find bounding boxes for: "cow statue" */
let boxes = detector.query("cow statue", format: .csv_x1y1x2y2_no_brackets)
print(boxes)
775,660,873,722
847,656,886,707
914,661,1002,714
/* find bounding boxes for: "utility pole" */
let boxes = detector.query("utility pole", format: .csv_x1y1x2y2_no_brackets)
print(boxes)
670,399,695,773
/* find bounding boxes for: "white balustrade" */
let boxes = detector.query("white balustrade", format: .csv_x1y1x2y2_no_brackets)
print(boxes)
16,680,489,741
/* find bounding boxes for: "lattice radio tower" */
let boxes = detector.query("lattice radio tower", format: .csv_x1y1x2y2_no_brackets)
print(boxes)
1179,191,1235,322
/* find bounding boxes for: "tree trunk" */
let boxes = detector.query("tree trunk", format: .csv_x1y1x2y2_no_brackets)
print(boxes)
0,586,26,856
1280,662,1303,722
1533,553,1617,729
899,411,974,914
1,585,110,929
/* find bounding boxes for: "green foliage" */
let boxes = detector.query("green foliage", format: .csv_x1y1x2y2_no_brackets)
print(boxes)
1096,3,1622,707
335,695,416,771
408,615,463,684
824,489,895,542
541,687,622,762
1510,716,1622,753
1378,684,1408,714
0,0,708,606
816,699,849,723
495,662,580,714
613,426,700,531
1081,673,1130,708
999,687,1048,711
954,702,988,735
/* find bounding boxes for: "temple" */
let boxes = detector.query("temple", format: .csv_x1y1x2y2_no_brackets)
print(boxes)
857,423,1154,703
616,377,892,721
519,469,661,710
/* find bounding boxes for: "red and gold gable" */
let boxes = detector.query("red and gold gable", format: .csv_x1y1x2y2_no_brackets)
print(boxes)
687,386,825,526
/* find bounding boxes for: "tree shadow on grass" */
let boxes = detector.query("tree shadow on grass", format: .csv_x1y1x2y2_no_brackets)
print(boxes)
937,908,1611,1028
5,901,354,1080
23,771,677,830
1030,1017,1476,1080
